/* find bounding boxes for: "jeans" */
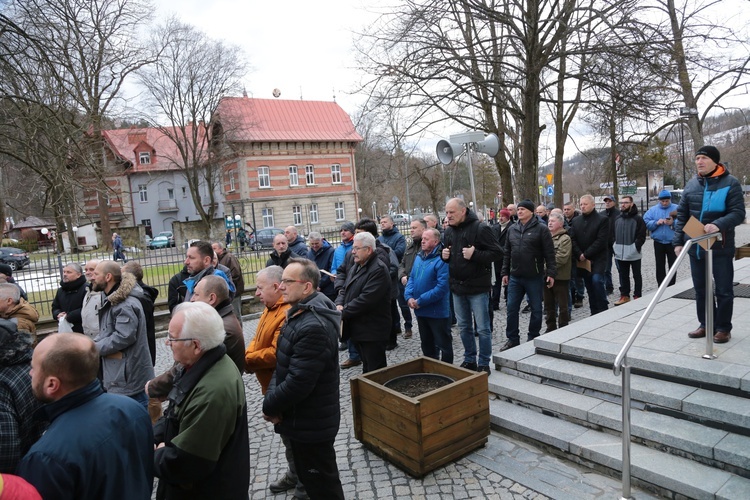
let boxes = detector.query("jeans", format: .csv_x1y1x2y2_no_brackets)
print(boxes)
505,276,544,342
416,316,453,364
579,269,608,315
453,292,492,367
347,340,360,362
397,282,413,330
617,259,642,297
689,247,735,332
129,390,149,410
654,241,677,286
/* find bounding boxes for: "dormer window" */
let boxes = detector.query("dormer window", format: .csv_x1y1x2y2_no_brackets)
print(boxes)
139,152,151,165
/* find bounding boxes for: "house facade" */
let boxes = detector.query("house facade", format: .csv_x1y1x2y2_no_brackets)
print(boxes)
213,97,363,233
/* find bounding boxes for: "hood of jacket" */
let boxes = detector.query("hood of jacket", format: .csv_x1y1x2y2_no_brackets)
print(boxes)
288,292,341,334
59,274,87,291
106,272,137,306
620,204,639,217
139,282,159,302
454,209,479,229
0,318,32,367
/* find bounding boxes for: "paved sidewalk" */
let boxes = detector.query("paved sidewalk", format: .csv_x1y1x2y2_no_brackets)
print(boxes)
153,224,750,498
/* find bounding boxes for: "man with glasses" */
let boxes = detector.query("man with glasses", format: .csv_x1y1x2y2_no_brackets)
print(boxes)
335,232,391,373
613,196,646,305
263,258,345,500
600,194,620,294
154,301,249,499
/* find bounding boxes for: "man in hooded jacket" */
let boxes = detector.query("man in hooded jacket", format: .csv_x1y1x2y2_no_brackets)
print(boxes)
613,196,647,305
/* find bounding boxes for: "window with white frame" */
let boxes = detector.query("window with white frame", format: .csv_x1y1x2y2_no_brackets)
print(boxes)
139,152,151,164
309,204,319,224
262,208,274,228
229,170,236,192
334,202,345,221
305,164,315,185
289,165,299,186
258,166,270,188
292,205,302,225
331,164,342,184
138,184,148,203
167,188,174,200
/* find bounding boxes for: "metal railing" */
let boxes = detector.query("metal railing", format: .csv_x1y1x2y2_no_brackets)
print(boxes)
612,231,721,500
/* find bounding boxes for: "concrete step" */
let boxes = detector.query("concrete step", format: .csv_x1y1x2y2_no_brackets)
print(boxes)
495,351,750,429
489,372,750,473
490,399,750,500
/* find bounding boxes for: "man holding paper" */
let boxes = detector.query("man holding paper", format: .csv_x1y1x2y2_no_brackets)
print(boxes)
674,145,745,344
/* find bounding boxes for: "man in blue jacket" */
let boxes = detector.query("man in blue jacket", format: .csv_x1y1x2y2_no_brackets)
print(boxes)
306,231,335,300
674,146,745,344
18,333,153,499
405,228,452,363
643,190,679,286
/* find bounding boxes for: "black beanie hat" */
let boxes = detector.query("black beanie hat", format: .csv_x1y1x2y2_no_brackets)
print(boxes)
517,199,535,212
695,145,720,165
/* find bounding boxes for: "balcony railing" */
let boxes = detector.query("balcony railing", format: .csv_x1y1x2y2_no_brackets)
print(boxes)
157,199,178,212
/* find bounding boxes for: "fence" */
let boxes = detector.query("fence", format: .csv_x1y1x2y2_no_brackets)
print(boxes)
16,220,412,320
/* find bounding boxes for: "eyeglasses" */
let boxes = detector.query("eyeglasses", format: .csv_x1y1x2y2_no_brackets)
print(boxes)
280,278,309,286
166,335,195,346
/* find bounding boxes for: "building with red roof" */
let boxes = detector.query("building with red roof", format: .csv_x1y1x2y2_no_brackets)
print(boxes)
212,96,362,232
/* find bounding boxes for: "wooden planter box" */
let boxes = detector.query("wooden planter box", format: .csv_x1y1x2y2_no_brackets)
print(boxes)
736,243,750,260
350,357,489,477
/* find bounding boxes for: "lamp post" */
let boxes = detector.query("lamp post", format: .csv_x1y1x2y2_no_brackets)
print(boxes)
234,213,241,250
40,228,52,273
679,107,699,187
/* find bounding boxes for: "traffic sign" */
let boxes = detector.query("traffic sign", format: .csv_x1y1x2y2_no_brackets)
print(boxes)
546,185,554,196
546,174,553,184
621,186,636,195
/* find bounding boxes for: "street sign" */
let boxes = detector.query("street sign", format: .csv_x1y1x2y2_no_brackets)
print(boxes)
618,179,637,187
538,185,543,194
621,186,637,195
546,174,553,184
547,185,554,196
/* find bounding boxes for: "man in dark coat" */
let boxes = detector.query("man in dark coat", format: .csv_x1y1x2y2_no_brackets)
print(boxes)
379,215,411,340
398,219,426,338
570,194,610,315
500,200,556,352
263,258,345,500
267,234,294,268
18,333,153,499
285,226,309,257
51,263,88,333
335,232,392,373
167,265,189,315
306,232,336,300
441,198,503,373
154,302,249,500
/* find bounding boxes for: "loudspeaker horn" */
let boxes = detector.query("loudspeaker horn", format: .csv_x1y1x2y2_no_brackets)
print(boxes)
436,140,462,165
475,133,500,157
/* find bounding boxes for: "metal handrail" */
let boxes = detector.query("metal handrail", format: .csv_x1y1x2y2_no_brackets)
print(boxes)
613,230,721,500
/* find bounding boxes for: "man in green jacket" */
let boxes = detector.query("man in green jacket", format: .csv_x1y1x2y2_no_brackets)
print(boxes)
153,301,249,499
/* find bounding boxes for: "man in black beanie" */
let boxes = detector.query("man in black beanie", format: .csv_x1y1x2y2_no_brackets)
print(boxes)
674,145,745,344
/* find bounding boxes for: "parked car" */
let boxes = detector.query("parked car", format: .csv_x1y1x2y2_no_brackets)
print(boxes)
247,227,284,250
0,247,30,271
392,213,411,224
148,236,171,249
157,231,175,247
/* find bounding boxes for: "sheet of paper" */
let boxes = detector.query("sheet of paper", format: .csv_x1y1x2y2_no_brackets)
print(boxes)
576,259,591,272
683,215,717,251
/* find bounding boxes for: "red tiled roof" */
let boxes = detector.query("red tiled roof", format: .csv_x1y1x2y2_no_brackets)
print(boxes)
215,97,363,143
103,125,206,173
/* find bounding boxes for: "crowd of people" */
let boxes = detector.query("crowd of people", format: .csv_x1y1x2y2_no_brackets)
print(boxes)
0,145,744,499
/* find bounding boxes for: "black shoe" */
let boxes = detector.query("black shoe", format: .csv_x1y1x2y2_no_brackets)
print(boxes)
269,475,296,493
460,361,478,371
573,299,583,308
521,305,531,314
338,342,347,352
477,365,491,374
386,343,398,351
606,288,614,295
500,340,520,352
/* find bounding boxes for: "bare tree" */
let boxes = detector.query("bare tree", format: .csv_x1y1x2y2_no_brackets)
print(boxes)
138,20,247,238
2,0,158,249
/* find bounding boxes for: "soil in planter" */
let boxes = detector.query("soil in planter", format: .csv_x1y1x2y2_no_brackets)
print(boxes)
385,374,454,398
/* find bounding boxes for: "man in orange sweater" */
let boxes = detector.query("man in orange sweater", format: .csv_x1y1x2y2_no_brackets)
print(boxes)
244,265,302,497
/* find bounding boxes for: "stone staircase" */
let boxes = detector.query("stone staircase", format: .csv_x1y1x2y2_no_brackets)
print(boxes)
488,327,750,499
